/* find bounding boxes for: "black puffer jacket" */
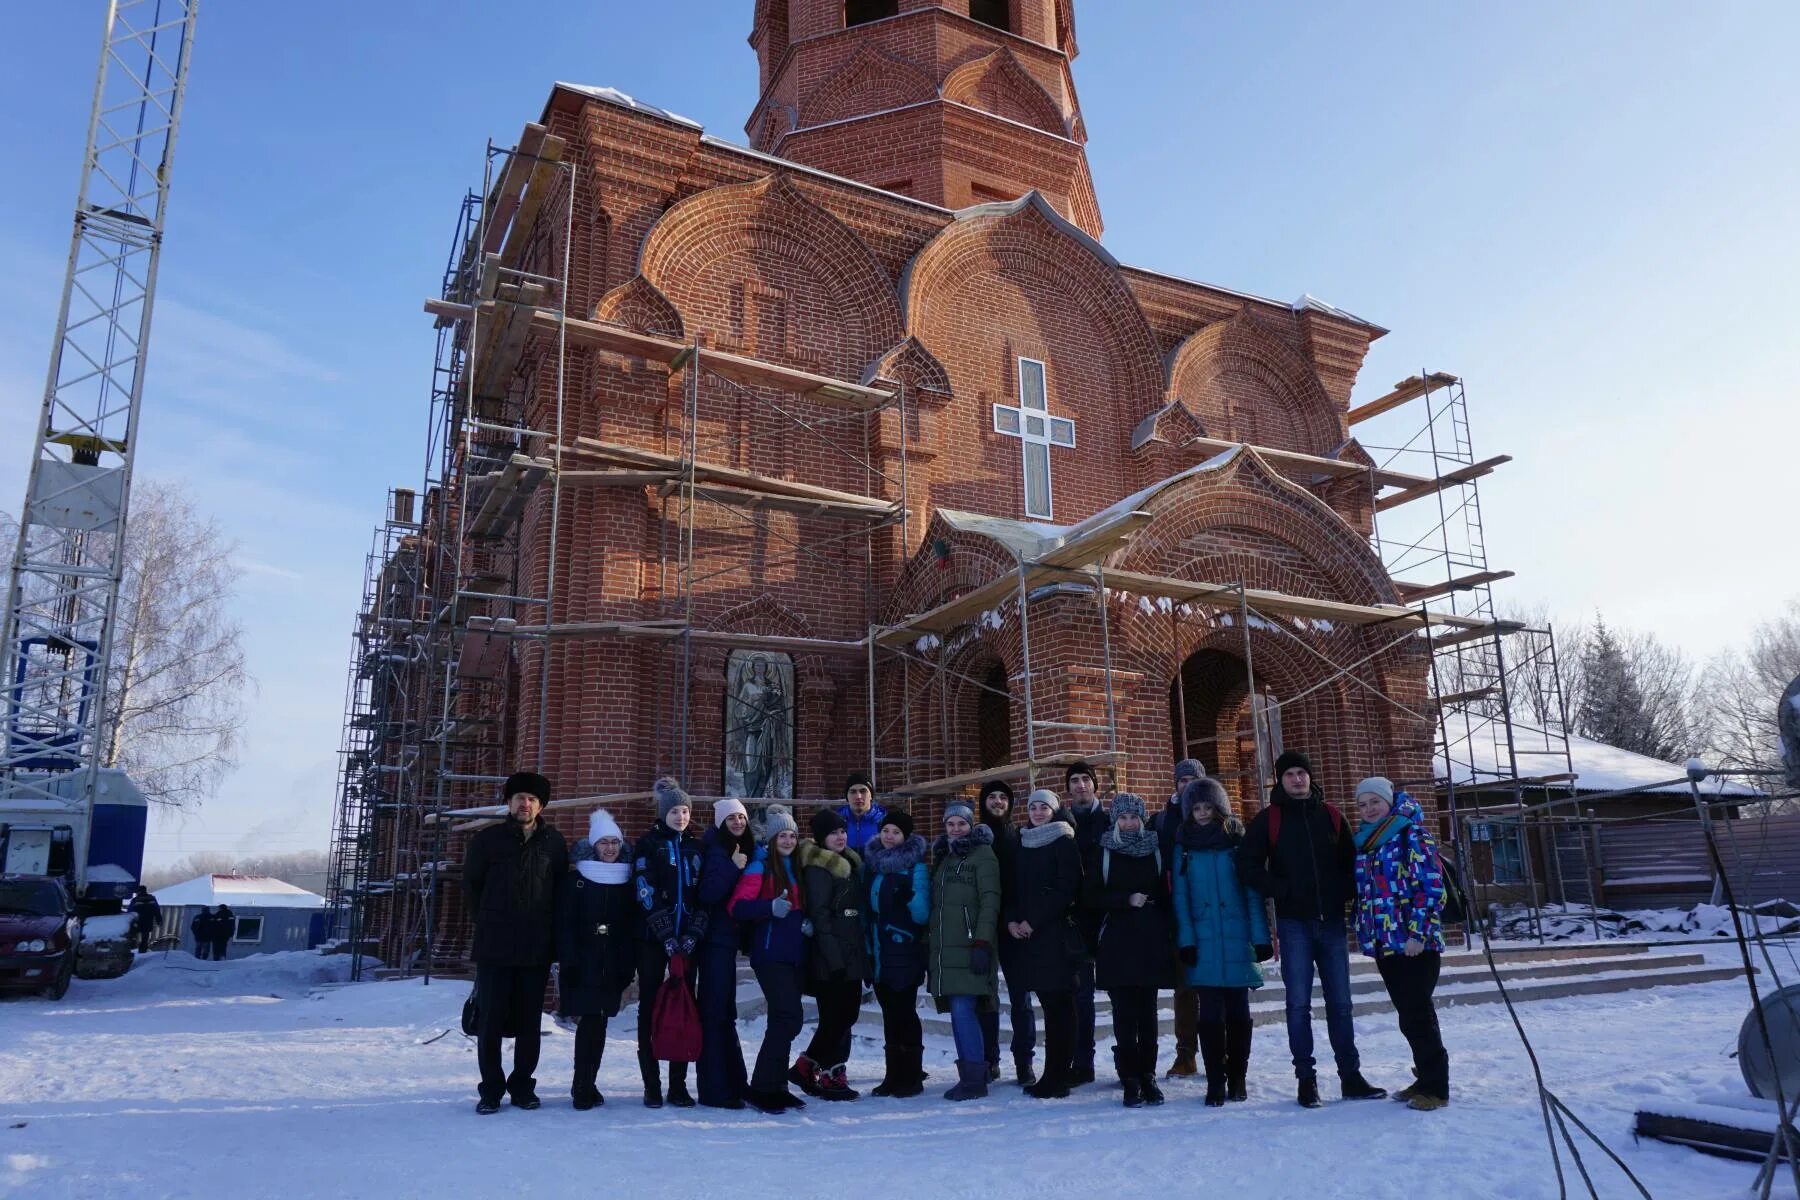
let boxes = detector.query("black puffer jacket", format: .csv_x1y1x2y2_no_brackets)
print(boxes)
555,867,638,1017
1083,839,1174,991
1004,823,1084,993
799,840,869,987
1235,783,1355,922
464,819,570,966
633,821,708,953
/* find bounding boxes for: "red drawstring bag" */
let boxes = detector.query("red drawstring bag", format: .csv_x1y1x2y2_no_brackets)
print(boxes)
650,952,702,1063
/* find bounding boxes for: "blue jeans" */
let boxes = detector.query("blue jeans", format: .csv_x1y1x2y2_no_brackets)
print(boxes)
948,994,985,1063
1276,916,1361,1080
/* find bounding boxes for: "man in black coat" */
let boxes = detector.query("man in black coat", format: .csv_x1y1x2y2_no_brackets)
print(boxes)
1058,761,1109,1085
210,904,234,961
190,907,212,959
1235,750,1386,1108
128,886,161,952
464,770,569,1114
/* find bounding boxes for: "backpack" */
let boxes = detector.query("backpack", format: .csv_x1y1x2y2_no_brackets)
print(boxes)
1435,851,1470,926
1266,801,1343,849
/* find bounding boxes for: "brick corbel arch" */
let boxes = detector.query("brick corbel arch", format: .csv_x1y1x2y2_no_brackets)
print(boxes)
801,45,936,127
899,192,1162,429
592,275,684,338
1165,311,1343,456
940,46,1069,137
637,172,903,378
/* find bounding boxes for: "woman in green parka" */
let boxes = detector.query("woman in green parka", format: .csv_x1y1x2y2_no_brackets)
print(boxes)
927,801,1001,1101
1172,777,1273,1107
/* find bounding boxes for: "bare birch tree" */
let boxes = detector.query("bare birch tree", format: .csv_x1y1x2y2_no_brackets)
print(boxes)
1702,600,1800,772
1,480,248,809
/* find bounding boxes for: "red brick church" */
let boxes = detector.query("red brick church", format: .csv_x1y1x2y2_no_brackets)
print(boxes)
362,1,1462,958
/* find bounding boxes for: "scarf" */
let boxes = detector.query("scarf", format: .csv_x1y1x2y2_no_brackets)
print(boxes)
1355,811,1410,852
1177,818,1238,853
864,833,928,876
1020,821,1074,849
1100,824,1159,857
576,860,631,885
933,822,995,859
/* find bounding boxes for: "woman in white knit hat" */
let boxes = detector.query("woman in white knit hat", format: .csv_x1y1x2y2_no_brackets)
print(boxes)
555,810,638,1110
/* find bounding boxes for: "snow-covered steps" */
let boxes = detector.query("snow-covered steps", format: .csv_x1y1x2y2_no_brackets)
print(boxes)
736,941,1745,1033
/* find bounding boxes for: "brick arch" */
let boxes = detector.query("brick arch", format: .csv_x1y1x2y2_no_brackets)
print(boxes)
1165,312,1343,455
592,275,684,338
940,46,1068,137
862,336,952,398
637,172,903,379
879,510,1021,628
1114,446,1396,609
900,191,1164,431
801,45,936,127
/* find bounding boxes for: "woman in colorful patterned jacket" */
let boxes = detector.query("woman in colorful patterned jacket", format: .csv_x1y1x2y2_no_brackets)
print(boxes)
1352,777,1449,1112
729,805,809,1115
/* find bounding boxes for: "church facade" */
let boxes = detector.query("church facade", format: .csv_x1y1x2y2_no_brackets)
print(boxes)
408,0,1438,905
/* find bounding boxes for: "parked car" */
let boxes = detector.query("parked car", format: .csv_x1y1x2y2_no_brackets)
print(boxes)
0,875,80,999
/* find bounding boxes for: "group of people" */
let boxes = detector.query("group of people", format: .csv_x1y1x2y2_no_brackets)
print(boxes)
462,752,1450,1118
188,903,236,961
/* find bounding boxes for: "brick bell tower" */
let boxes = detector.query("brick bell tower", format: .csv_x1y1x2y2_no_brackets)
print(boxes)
748,0,1103,236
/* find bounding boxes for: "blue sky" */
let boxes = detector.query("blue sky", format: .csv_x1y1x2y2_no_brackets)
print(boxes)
1,2,1795,866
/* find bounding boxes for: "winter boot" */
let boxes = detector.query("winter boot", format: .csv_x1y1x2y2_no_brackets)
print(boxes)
788,1053,823,1097
1339,1071,1387,1101
1225,1020,1251,1102
1024,1064,1071,1100
1014,1055,1037,1089
1139,1074,1166,1106
746,1089,792,1115
818,1062,860,1101
1297,1075,1322,1109
1408,1092,1449,1112
945,1059,990,1102
475,1097,500,1116
1070,1056,1096,1087
666,1064,695,1108
1165,1052,1198,1079
1198,1017,1227,1108
1121,1075,1144,1108
1204,1078,1226,1107
571,1083,604,1111
887,1046,926,1099
872,1046,900,1097
988,1062,1002,1083
640,1052,663,1108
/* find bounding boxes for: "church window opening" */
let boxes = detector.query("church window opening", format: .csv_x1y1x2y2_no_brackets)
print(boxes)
725,650,795,799
970,0,1010,33
992,356,1072,520
846,0,897,27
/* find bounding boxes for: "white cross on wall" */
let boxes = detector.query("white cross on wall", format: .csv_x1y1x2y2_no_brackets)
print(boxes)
992,356,1075,520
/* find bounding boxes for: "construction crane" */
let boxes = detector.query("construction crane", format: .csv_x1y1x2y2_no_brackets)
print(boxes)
0,1,201,958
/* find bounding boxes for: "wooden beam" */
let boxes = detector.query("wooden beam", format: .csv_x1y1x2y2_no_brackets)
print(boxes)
1375,455,1511,513
505,619,870,657
422,299,894,408
666,479,903,521
432,789,657,824
1451,772,1579,793
1043,565,1491,631
1181,437,1428,492
1394,570,1516,604
874,572,1025,646
1346,372,1461,426
1435,685,1500,706
1427,620,1527,651
887,751,1128,798
558,436,890,508
479,125,547,258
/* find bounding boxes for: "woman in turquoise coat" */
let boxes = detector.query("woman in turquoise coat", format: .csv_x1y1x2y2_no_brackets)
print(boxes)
1172,777,1273,1106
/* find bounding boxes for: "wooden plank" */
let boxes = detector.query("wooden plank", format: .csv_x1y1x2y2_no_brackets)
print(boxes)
1346,371,1460,426
1375,455,1512,513
1395,570,1516,603
874,571,1027,646
495,132,567,267
1453,773,1579,793
1435,685,1500,706
506,619,869,657
558,436,890,508
1182,437,1429,492
1043,565,1491,631
433,788,657,824
1428,620,1527,651
888,750,1128,798
479,124,547,257
675,480,902,521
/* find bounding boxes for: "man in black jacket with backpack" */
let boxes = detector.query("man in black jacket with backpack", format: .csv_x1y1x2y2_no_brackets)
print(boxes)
464,770,568,1115
1236,750,1386,1109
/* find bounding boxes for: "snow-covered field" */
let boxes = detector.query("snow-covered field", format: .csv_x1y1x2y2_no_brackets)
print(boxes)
0,947,1786,1199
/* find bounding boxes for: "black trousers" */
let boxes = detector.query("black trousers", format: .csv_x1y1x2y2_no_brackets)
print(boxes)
695,942,747,1106
211,938,230,960
1378,952,1449,1098
475,962,550,1104
192,938,210,960
751,962,805,1093
1037,988,1075,1085
1107,986,1160,1077
1195,986,1253,1081
805,976,862,1068
874,982,922,1050
636,943,691,1088
573,1012,609,1095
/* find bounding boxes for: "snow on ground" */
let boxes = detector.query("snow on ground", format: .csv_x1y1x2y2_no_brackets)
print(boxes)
0,947,1787,1200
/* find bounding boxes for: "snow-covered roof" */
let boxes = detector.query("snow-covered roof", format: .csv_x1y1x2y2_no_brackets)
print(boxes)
550,82,700,129
153,874,327,910
938,446,1246,561
1436,724,1764,797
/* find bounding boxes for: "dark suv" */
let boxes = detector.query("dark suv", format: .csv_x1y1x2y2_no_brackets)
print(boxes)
0,876,79,999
